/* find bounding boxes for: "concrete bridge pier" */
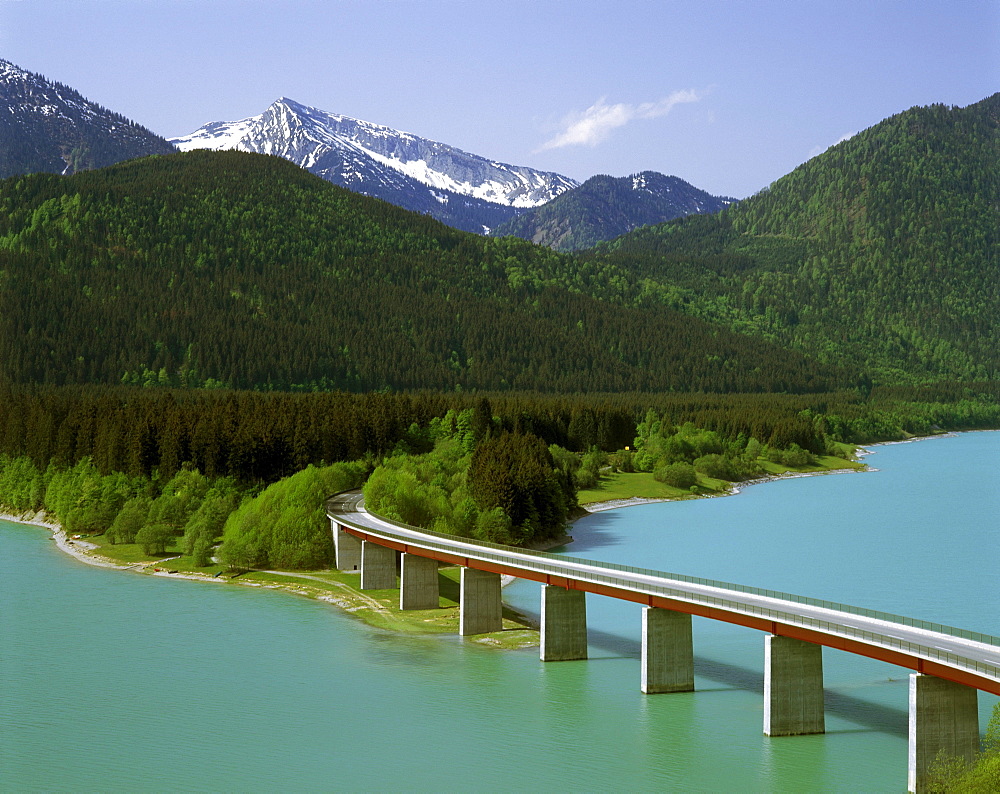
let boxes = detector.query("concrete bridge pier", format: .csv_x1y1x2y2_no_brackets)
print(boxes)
399,553,439,610
641,607,694,693
540,585,588,661
763,635,825,736
331,520,361,571
459,568,503,635
360,540,397,590
907,673,979,793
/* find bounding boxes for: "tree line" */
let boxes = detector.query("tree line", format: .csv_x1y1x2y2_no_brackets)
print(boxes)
3,383,997,486
1,384,997,569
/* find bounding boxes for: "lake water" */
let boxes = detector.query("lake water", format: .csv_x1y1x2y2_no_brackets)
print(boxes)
2,432,997,792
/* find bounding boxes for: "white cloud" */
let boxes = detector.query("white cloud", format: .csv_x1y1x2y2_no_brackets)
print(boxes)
808,131,857,159
537,89,700,151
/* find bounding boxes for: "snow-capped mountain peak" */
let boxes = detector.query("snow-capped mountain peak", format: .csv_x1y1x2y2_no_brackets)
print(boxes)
171,99,578,230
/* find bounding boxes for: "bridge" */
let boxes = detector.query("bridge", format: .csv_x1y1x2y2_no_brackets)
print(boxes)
328,491,999,792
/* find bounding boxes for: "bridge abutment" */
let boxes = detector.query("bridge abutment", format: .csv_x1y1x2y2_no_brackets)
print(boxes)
764,635,825,736
641,607,694,693
907,673,979,793
331,520,362,571
459,568,503,635
399,553,439,610
540,585,588,661
360,540,397,590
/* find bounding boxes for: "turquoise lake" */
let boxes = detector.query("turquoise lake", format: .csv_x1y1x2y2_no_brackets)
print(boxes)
2,432,997,792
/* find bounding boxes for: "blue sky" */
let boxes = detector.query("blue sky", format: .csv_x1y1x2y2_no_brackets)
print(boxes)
2,0,996,197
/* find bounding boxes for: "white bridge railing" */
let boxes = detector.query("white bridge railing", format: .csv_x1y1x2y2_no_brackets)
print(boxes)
328,493,1000,694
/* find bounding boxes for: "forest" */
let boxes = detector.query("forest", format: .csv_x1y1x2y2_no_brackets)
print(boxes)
4,383,998,483
2,92,996,396
585,94,999,383
0,95,996,570
1,382,997,569
0,150,846,394
3,92,996,395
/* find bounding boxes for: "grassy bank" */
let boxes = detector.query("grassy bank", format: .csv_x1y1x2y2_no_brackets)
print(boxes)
577,453,866,506
20,449,867,650
57,529,538,650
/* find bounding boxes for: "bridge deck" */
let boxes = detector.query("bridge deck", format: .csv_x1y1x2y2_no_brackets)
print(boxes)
328,492,1000,695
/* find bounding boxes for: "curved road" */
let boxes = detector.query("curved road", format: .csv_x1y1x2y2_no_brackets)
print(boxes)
328,492,1000,695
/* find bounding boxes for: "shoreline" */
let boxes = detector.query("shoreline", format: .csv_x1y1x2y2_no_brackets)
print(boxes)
0,511,127,570
0,510,238,583
580,496,674,513
0,509,538,645
575,428,996,516
0,433,966,633
2,456,870,572
579,459,870,515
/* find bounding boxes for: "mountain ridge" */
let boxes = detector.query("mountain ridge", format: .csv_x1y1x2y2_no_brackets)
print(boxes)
586,94,999,382
171,97,579,233
1,57,736,243
3,63,992,389
0,149,845,394
0,58,176,179
495,170,736,251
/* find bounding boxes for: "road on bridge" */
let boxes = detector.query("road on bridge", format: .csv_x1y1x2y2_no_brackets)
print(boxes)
328,491,1000,695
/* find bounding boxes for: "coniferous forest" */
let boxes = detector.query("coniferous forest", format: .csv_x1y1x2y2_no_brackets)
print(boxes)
0,94,997,563
2,382,997,488
586,94,999,383
0,150,841,394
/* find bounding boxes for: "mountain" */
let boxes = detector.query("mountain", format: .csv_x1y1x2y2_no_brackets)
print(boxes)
585,94,1000,383
0,59,176,179
0,149,844,394
170,98,578,234
494,171,735,251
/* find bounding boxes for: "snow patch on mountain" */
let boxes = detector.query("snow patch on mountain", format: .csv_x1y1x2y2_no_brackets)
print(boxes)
170,98,577,210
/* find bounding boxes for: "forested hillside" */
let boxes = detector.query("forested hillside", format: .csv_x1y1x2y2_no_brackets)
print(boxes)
0,150,843,394
4,95,992,394
587,94,999,383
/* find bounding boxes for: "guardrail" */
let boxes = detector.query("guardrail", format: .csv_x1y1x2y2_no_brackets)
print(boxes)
329,495,1000,691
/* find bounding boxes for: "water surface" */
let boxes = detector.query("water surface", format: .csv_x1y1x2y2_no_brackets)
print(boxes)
2,432,997,791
